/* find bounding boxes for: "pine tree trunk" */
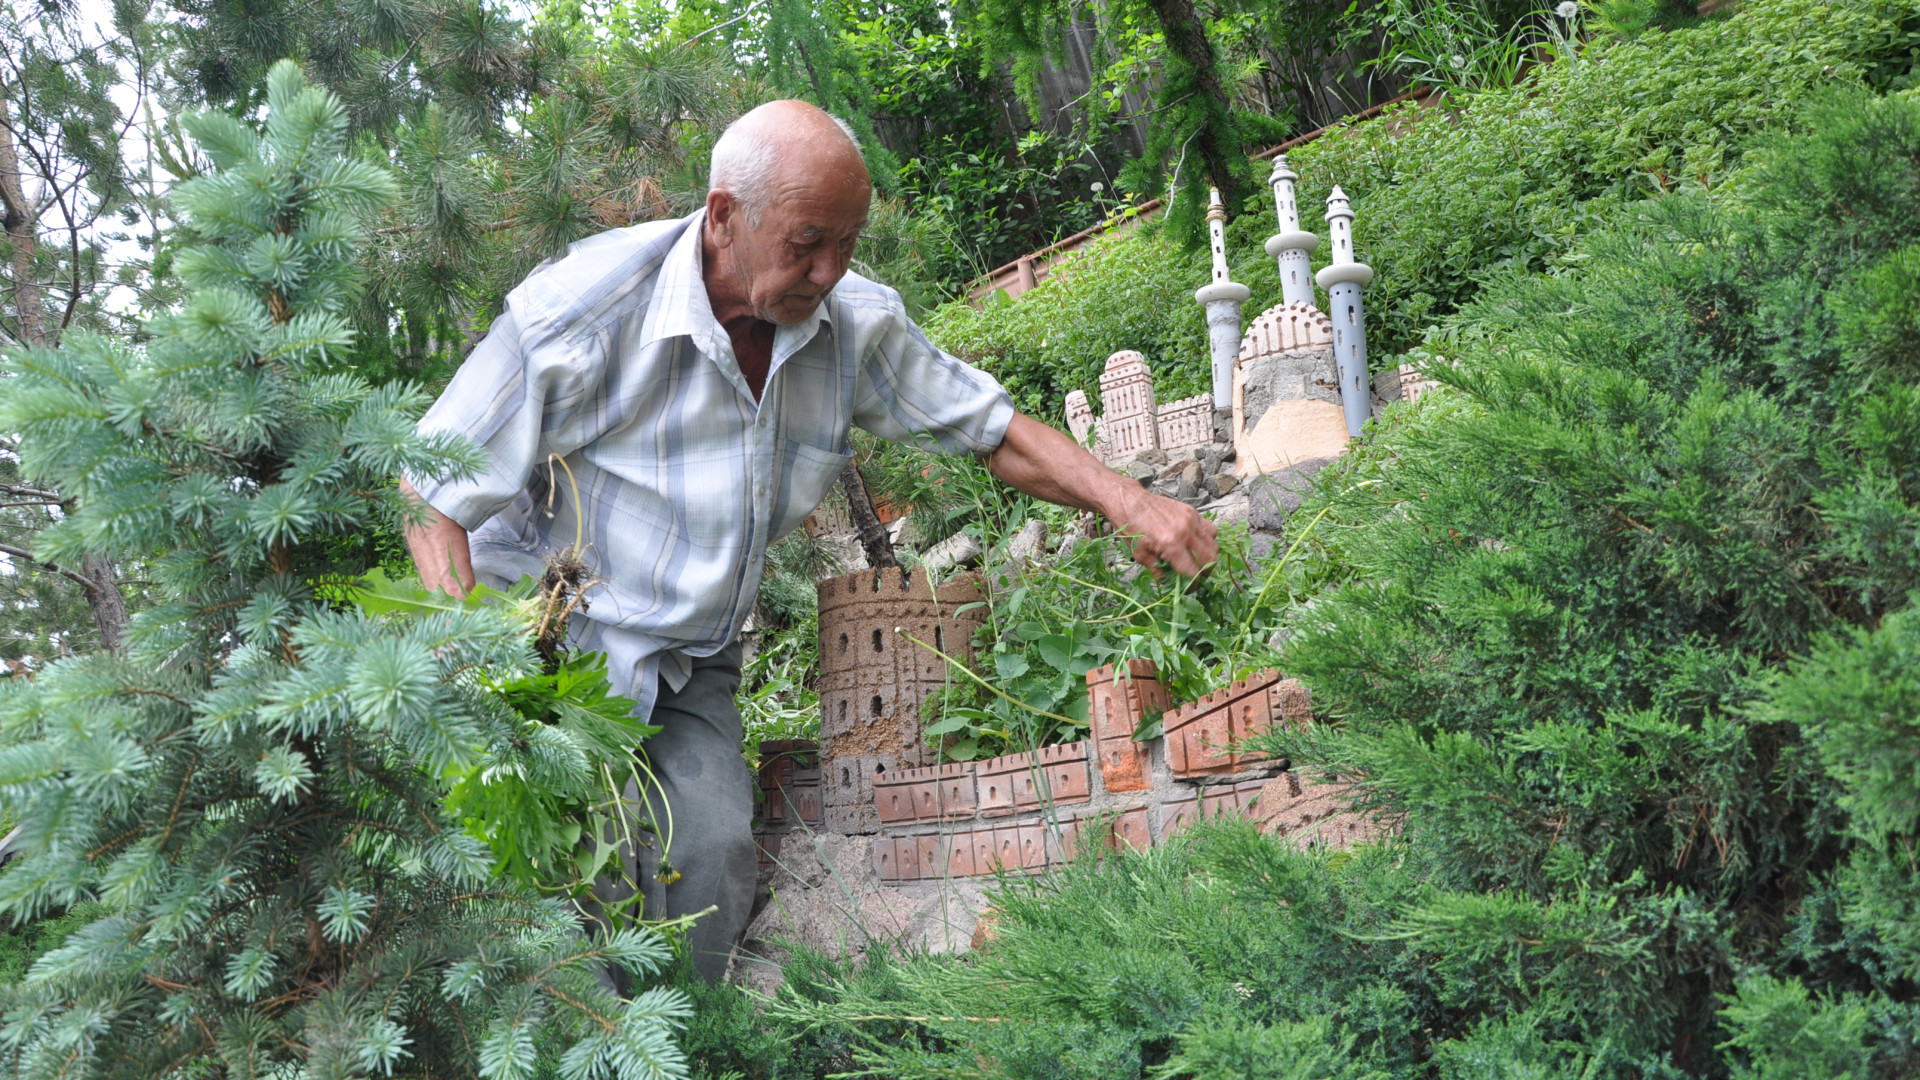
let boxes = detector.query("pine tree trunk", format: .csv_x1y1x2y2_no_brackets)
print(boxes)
838,462,899,570
0,93,45,345
2,92,127,653
1145,0,1243,213
81,556,127,654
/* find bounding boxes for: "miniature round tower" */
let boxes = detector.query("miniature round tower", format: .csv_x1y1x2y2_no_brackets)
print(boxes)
1192,187,1250,408
815,567,985,834
1314,185,1375,438
1263,156,1320,308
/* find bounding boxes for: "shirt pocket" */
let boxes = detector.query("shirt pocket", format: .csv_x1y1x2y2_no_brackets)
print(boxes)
772,441,854,542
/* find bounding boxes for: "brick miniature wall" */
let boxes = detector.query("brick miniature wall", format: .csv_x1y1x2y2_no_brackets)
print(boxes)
755,661,1324,885
815,567,985,833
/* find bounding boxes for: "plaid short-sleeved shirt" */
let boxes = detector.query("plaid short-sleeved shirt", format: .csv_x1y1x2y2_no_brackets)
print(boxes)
408,211,1014,717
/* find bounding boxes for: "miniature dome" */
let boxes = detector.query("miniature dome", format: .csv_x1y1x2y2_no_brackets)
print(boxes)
1239,301,1333,367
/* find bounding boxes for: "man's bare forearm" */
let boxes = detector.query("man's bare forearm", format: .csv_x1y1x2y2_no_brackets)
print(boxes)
988,413,1218,577
399,477,476,598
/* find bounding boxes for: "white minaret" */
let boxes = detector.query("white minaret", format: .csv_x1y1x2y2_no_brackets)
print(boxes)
1193,186,1249,408
1315,185,1374,438
1262,156,1319,307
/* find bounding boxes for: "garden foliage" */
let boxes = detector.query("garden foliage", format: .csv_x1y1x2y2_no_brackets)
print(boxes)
924,0,1920,420
862,445,1298,759
0,64,688,1078
679,80,1920,1080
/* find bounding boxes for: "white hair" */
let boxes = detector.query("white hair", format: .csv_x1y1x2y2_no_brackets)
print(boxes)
708,110,861,226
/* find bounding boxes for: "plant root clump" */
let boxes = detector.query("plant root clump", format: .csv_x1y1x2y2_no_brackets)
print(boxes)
534,548,594,670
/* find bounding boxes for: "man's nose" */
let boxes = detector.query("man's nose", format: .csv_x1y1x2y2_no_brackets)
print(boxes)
808,245,845,287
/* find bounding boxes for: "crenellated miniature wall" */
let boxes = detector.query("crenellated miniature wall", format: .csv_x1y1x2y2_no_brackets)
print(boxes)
1064,351,1219,463
751,659,1368,888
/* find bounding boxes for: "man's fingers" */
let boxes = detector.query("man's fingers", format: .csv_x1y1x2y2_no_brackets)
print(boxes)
1114,493,1221,579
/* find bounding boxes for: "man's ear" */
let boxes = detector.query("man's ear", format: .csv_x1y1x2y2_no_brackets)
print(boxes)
706,190,737,249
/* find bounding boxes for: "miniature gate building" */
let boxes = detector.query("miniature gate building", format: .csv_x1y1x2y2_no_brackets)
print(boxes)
814,567,986,833
1063,350,1215,459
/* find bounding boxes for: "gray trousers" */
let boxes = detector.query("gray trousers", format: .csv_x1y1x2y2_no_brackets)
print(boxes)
586,642,759,984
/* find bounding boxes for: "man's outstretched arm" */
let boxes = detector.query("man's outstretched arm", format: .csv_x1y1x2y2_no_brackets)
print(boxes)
399,476,478,599
988,413,1219,578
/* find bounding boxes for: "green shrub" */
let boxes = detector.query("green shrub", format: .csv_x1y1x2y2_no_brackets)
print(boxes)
0,904,105,988
924,0,1920,422
1264,83,1920,1072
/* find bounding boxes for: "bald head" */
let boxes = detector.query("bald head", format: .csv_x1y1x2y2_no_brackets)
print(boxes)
702,100,873,327
709,100,869,227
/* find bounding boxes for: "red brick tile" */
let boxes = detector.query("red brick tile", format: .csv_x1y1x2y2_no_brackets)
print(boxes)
917,834,945,877
790,783,822,825
760,784,787,823
1168,702,1234,775
894,833,923,880
873,837,901,882
1202,785,1244,819
925,763,977,818
1017,825,1048,869
875,775,919,824
1160,795,1200,839
946,833,977,877
976,766,1018,815
1086,663,1168,793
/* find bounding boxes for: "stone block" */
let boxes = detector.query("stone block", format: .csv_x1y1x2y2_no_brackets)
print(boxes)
1177,461,1203,500
1269,678,1312,728
1236,398,1350,479
1245,458,1332,533
823,754,879,835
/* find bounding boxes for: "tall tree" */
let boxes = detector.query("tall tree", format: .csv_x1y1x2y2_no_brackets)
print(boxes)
961,0,1284,238
0,62,689,1077
0,0,176,653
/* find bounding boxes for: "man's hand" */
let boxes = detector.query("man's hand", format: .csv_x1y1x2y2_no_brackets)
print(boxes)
987,413,1219,578
399,477,478,599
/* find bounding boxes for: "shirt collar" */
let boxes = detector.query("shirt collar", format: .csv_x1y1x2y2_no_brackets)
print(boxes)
640,209,836,361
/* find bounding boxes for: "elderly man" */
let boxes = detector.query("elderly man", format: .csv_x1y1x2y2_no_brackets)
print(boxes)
402,100,1216,979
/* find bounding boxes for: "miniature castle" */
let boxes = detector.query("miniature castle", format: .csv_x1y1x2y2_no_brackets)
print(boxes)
1065,159,1431,479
